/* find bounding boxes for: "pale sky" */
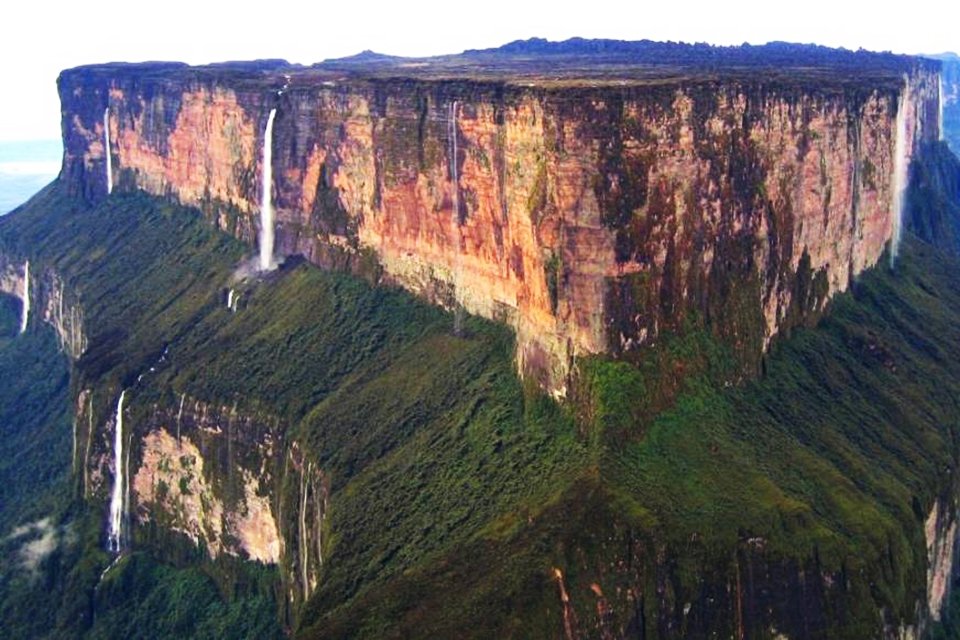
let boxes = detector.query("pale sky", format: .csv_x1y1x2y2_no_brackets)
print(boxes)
1,0,955,141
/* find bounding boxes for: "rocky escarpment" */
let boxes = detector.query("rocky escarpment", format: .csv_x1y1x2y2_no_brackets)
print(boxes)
29,42,960,639
0,258,28,324
6,101,960,636
0,256,86,358
57,50,941,393
933,53,960,152
925,499,959,627
73,385,326,612
129,395,283,564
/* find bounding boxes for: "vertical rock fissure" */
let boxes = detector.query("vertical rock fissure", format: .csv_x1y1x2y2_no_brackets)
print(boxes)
449,100,464,336
83,393,94,498
940,74,945,142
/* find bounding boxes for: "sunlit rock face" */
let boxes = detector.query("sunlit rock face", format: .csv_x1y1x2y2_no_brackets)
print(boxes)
58,57,940,393
72,382,325,608
130,396,282,564
925,500,958,623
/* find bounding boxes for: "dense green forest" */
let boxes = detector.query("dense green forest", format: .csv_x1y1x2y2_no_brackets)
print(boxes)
2,141,960,637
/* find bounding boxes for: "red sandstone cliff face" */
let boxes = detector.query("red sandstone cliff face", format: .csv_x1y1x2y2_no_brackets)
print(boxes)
58,65,941,392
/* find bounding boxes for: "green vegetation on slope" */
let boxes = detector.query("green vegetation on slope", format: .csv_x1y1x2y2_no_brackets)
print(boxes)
89,552,281,640
0,182,247,393
0,293,72,533
300,238,960,638
139,218,590,628
0,186,284,639
603,238,960,634
0,292,75,638
0,184,586,639
3,139,960,639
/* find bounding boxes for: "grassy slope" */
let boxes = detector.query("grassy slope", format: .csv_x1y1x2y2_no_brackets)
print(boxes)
0,183,248,393
300,237,960,638
0,293,72,533
0,186,284,639
0,184,587,638
605,237,960,633
0,292,75,638
146,223,590,629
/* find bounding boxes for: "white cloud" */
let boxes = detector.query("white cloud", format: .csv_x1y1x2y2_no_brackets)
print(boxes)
5,518,49,541
20,525,58,573
4,517,70,575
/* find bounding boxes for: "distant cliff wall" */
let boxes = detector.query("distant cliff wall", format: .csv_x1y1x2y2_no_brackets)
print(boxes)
74,387,324,614
938,55,960,153
0,256,86,358
58,63,941,392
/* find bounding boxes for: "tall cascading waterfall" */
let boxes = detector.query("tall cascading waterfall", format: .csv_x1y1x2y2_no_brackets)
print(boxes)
259,108,278,271
103,108,113,195
19,261,29,334
449,100,464,336
891,92,910,267
107,390,127,553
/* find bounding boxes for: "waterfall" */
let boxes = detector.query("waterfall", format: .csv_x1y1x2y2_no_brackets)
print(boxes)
176,392,185,447
103,108,113,194
225,289,240,312
259,109,277,271
891,93,909,267
71,413,77,474
449,101,464,335
299,463,310,598
19,261,29,334
107,390,127,553
83,395,94,498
